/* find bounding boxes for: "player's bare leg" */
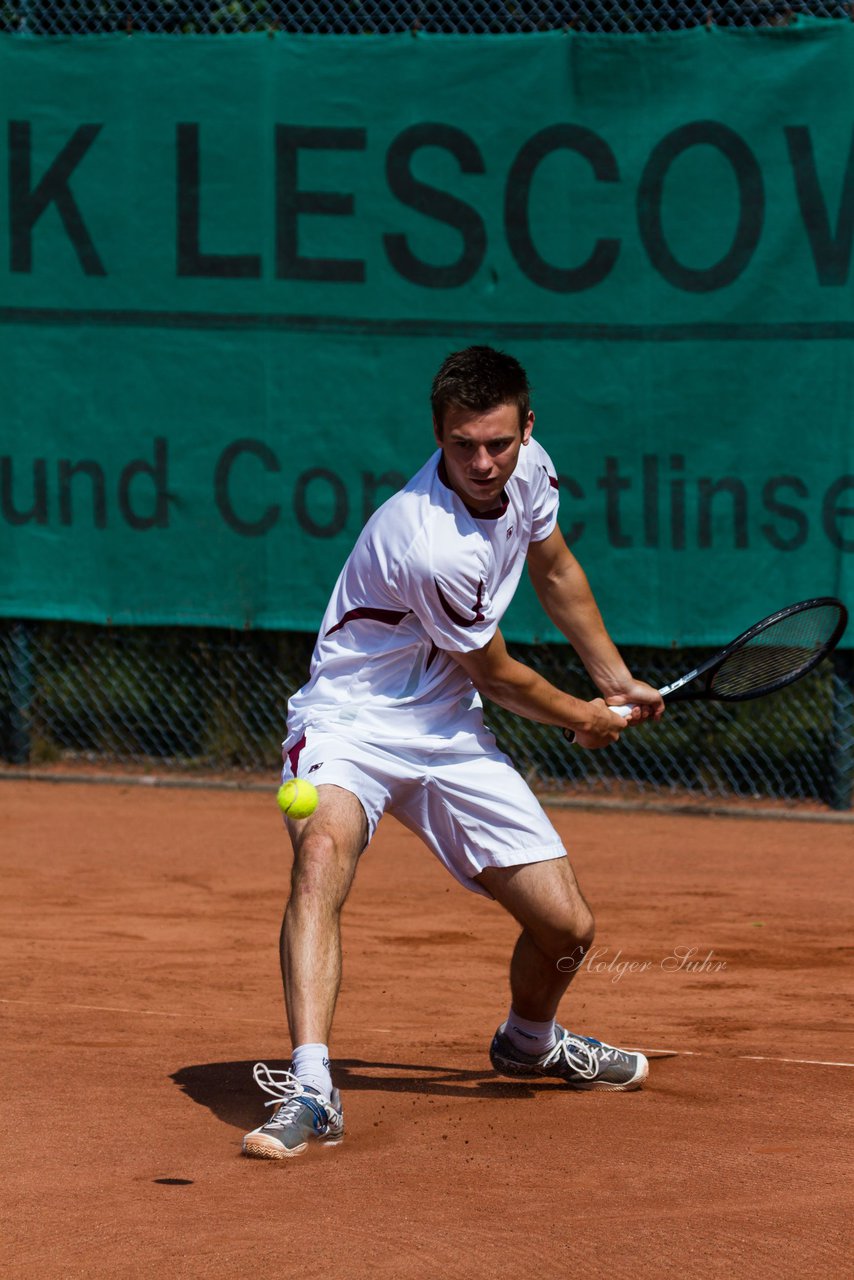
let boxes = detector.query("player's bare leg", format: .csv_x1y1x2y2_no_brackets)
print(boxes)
280,783,368,1045
477,857,649,1091
476,856,593,1018
243,784,366,1160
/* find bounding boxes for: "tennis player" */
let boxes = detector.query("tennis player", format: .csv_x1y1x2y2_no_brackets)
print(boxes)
243,346,664,1159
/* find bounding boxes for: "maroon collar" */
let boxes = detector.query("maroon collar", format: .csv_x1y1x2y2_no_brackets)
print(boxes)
437,456,509,521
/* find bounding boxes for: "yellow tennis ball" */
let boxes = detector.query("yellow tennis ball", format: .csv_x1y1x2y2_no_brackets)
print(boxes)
276,778,318,820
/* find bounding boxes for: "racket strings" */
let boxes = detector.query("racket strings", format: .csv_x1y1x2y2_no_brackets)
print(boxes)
710,604,843,698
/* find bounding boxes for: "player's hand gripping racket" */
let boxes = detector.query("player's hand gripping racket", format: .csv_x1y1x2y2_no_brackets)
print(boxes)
609,596,848,719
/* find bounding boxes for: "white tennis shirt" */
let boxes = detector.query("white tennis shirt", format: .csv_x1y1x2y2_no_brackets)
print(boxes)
286,436,560,747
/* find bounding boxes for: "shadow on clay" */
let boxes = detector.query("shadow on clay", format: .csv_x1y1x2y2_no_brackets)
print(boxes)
170,1058,548,1129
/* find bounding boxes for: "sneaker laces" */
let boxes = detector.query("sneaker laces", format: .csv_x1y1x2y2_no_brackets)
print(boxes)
253,1061,303,1105
543,1032,627,1081
252,1062,333,1132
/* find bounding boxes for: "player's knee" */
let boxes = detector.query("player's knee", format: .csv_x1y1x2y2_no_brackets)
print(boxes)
538,905,595,963
578,904,595,946
566,907,595,958
289,832,349,905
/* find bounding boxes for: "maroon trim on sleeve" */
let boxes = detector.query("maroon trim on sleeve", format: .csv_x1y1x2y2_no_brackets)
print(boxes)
541,465,559,490
325,607,412,638
434,577,486,628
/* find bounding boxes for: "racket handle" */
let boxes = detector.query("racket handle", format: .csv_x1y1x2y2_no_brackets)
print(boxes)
560,706,635,747
563,706,637,747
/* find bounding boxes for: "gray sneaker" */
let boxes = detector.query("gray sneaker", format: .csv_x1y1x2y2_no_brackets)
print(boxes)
242,1063,344,1160
490,1022,648,1091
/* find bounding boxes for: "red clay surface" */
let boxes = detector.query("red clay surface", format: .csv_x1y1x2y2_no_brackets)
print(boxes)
1,779,852,1279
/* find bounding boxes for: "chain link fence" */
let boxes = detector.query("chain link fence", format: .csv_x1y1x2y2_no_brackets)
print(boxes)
1,1,851,35
2,621,852,808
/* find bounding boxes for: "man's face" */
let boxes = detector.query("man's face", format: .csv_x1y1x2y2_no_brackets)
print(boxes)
434,402,534,512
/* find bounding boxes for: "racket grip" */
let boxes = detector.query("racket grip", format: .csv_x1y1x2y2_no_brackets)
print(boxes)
563,704,634,744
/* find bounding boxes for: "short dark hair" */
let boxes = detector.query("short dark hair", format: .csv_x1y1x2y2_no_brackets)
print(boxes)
431,346,531,434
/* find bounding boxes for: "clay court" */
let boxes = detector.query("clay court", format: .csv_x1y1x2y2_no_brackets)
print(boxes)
1,778,851,1278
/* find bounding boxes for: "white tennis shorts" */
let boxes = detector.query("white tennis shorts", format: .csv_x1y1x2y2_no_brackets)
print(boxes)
282,725,566,897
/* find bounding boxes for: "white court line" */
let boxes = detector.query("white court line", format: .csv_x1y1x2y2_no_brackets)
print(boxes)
0,996,274,1026
2,1000,853,1068
740,1055,854,1067
638,1046,854,1069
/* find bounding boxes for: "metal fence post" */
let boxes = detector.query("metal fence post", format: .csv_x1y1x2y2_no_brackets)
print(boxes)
9,621,33,765
828,651,854,812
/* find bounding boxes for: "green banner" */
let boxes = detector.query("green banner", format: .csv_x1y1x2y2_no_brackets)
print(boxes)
0,23,851,645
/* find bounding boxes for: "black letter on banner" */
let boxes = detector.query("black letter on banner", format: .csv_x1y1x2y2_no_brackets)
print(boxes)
505,125,619,293
597,457,632,548
822,476,854,552
697,477,748,549
215,440,281,536
785,126,853,287
362,470,406,523
557,473,585,545
58,460,108,529
638,122,763,292
384,124,486,288
0,458,48,525
276,126,366,282
176,125,262,278
118,438,171,531
761,476,808,551
9,122,106,275
294,468,348,538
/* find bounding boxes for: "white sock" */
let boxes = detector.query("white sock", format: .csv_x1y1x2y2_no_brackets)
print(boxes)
291,1043,333,1097
503,1009,557,1055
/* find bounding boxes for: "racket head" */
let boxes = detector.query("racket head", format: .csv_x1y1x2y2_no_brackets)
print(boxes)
663,597,848,705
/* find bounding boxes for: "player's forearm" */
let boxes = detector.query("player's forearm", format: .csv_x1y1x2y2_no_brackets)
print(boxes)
532,561,632,696
473,653,600,733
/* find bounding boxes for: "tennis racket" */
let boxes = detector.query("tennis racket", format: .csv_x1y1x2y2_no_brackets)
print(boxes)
611,596,848,717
